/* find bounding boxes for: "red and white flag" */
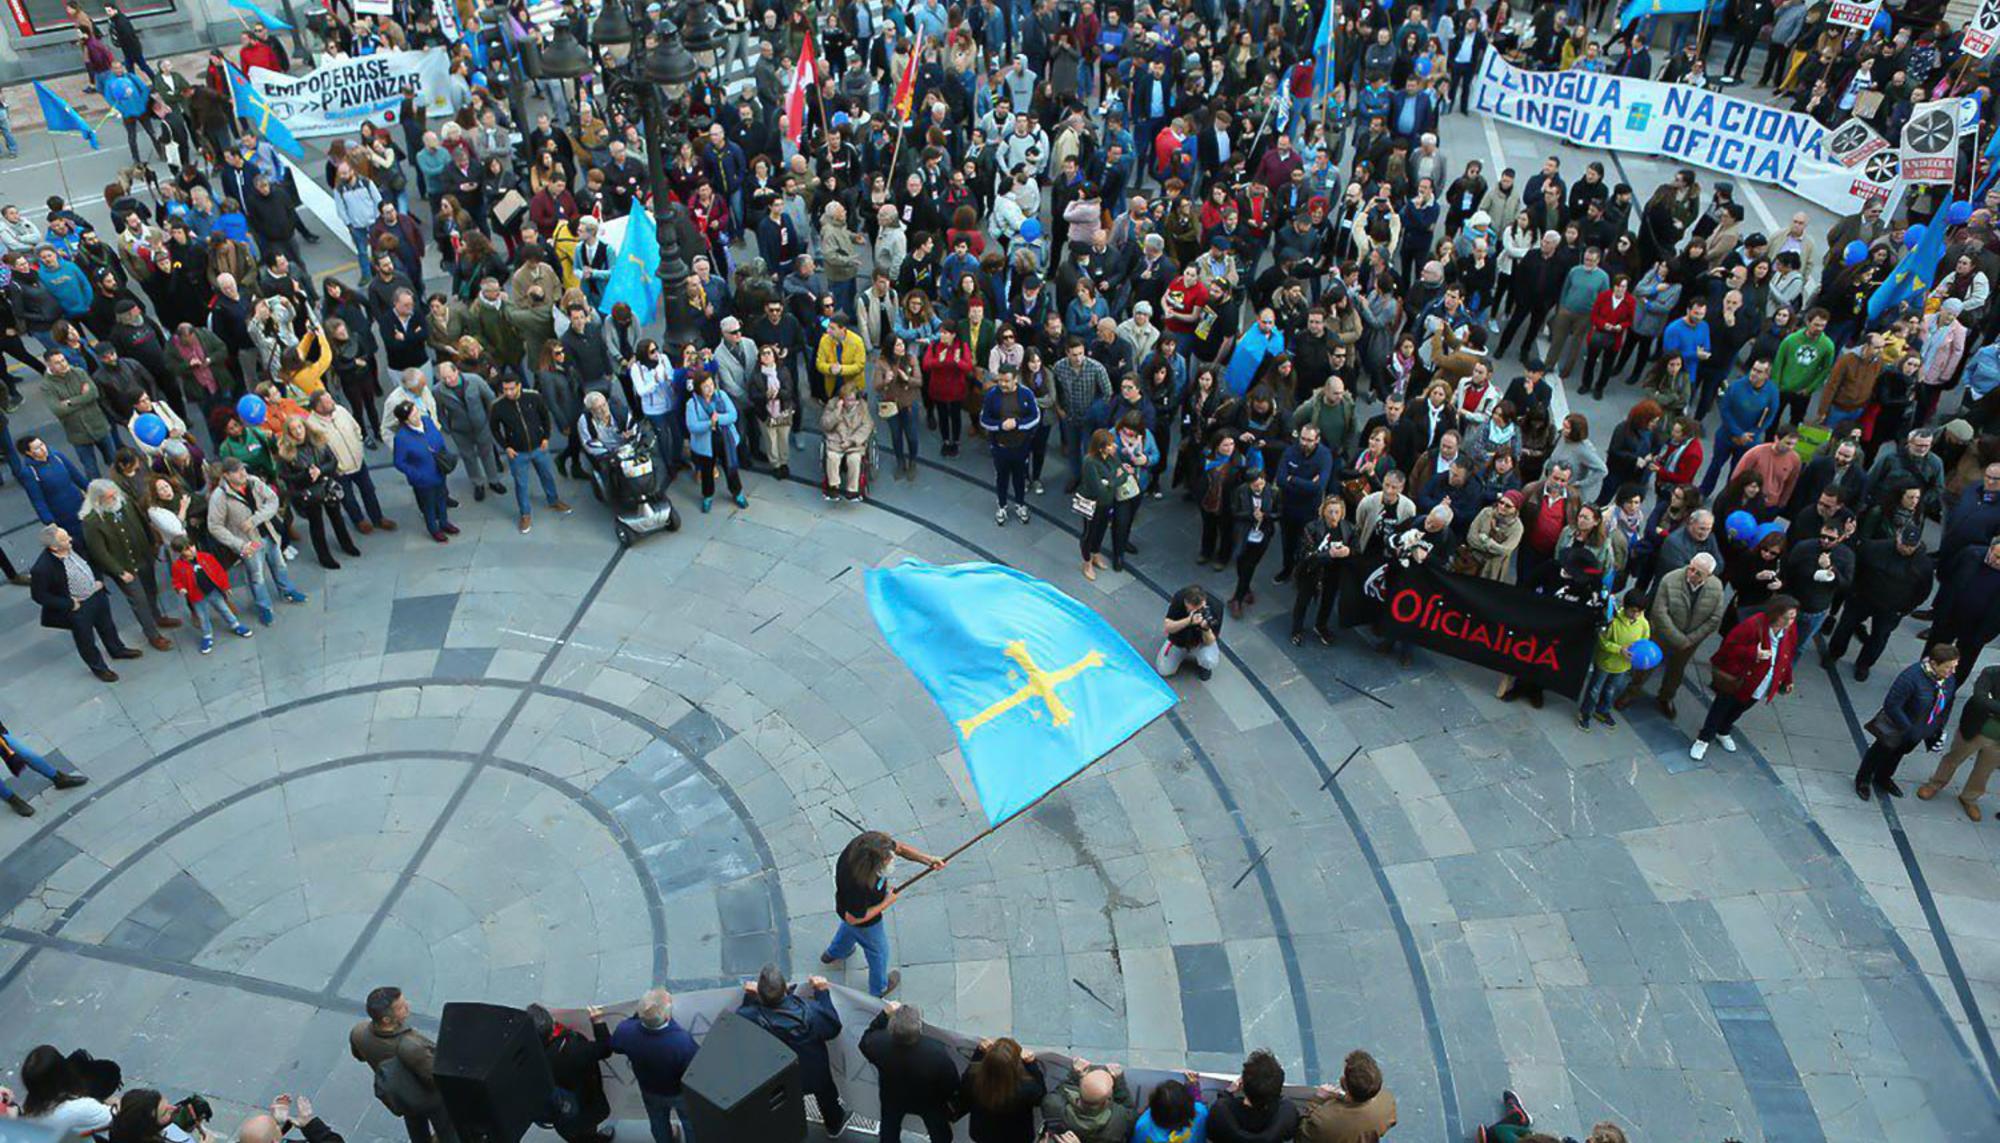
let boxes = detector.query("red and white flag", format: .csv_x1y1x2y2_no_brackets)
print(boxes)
785,32,819,146
893,29,924,124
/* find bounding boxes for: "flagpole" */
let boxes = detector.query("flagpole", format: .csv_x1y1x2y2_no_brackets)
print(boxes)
891,755,1106,895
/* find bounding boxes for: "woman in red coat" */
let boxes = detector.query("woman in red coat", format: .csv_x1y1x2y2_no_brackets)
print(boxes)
923,326,974,457
1692,595,1799,760
1580,276,1637,399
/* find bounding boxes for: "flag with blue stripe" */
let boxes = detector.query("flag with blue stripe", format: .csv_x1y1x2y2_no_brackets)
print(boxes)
598,203,661,323
227,0,293,31
866,561,1179,826
1868,193,1953,323
33,83,99,150
227,65,303,159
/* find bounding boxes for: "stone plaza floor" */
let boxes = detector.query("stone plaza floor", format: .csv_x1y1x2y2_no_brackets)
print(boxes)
0,87,1996,1143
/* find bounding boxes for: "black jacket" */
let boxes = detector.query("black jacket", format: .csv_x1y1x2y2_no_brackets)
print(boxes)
1851,538,1934,616
29,550,93,629
1779,537,1854,613
491,390,555,452
543,1019,613,1127
858,1010,960,1119
1208,1091,1302,1143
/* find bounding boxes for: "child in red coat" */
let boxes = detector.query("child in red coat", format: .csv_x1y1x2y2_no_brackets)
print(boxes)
169,538,253,654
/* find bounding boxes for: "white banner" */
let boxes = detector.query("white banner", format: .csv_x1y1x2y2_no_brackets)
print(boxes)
248,48,454,139
435,0,464,42
1902,99,1961,185
1827,0,1880,30
353,0,394,14
1970,0,2000,58
1470,50,1891,213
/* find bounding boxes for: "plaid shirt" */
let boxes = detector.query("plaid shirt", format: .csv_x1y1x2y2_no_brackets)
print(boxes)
1053,356,1112,419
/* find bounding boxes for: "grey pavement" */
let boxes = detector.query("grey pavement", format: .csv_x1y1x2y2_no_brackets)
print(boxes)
0,89,1995,1143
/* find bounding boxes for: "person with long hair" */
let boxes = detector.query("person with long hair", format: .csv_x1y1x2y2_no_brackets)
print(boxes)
957,1037,1046,1143
1290,495,1353,646
275,417,360,570
106,1089,171,1143
822,829,945,999
17,1045,111,1134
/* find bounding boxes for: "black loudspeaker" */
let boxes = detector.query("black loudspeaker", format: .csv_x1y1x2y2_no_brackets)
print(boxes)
682,1009,805,1143
433,1002,553,1143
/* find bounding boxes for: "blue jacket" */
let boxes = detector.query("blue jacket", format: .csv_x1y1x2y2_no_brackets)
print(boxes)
1941,484,2000,563
1874,662,1957,746
392,417,449,488
1963,343,2000,402
1276,442,1334,515
101,72,151,121
684,389,740,458
39,258,94,318
19,450,88,530
608,1016,698,1098
1715,375,1781,444
736,991,842,1092
1660,318,1710,376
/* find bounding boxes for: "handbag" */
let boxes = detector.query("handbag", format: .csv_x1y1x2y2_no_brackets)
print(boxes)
1070,492,1099,518
1710,668,1741,695
1863,712,1905,747
877,400,900,418
433,444,459,475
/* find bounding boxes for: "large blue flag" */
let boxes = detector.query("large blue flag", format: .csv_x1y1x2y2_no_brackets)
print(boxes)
226,0,293,32
33,83,99,150
1869,194,1954,323
1312,0,1337,100
866,561,1179,826
226,65,302,159
599,203,661,323
1618,0,1716,24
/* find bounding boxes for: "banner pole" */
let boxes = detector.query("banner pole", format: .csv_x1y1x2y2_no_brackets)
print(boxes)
891,756,1106,895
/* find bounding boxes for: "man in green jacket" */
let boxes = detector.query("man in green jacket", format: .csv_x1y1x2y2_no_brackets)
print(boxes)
1771,307,1835,428
79,479,175,650
44,351,117,477
465,276,527,371
1291,376,1358,457
1040,1059,1138,1143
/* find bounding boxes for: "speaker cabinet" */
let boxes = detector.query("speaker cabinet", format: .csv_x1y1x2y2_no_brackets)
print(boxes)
682,1009,805,1142
433,1002,553,1143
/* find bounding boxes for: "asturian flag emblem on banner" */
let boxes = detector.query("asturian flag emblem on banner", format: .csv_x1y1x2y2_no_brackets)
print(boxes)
866,562,1178,825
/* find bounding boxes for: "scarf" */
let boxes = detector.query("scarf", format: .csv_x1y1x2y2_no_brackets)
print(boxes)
176,336,218,395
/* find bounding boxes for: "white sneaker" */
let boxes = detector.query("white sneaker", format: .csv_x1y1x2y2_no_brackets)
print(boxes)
1030,479,1044,494
282,545,299,561
1014,503,1030,523
1689,740,1709,761
1719,734,1738,753
995,507,1008,526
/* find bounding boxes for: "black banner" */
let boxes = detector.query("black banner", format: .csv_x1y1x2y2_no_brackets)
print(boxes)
1374,562,1600,697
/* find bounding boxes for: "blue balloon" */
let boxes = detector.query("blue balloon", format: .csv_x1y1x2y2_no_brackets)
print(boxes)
1905,224,1927,249
1018,218,1043,241
1628,639,1664,671
1843,240,1868,266
1949,201,1974,226
236,394,268,426
1755,521,1788,544
132,412,168,448
1417,56,1434,78
1725,509,1757,541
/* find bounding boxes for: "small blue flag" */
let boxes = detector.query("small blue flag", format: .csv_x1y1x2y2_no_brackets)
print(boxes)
866,561,1179,826
33,82,99,151
1868,192,1954,323
227,0,293,32
226,64,302,159
598,203,661,323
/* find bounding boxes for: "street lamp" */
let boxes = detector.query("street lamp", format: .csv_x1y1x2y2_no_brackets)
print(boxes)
586,1,693,295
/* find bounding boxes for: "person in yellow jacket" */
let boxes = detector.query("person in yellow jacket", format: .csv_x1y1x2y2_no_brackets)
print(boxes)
279,326,335,398
1578,588,1652,730
815,311,866,403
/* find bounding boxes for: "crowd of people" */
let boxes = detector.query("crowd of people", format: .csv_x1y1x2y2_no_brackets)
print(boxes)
2,0,2000,1137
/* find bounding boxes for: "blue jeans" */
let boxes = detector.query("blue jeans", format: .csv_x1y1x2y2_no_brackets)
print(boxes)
1700,431,1752,494
0,107,16,155
241,543,301,611
0,733,60,799
887,406,920,465
1796,608,1829,651
824,917,892,996
338,467,387,526
186,592,243,637
72,433,117,478
646,410,683,474
509,447,560,516
413,483,450,535
348,226,374,272
1578,666,1634,717
640,1090,694,1143
1825,406,1864,433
